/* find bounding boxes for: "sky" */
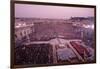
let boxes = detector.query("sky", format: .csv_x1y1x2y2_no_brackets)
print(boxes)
15,4,94,19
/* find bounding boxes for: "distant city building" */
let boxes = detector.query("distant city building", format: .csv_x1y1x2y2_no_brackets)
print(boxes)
15,18,83,42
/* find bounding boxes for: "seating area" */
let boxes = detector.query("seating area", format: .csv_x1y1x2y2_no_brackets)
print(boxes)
70,41,90,58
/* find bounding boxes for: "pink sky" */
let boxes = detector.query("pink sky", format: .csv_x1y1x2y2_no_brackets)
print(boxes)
15,4,94,19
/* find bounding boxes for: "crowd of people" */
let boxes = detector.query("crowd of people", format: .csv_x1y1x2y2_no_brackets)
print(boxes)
14,44,53,65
